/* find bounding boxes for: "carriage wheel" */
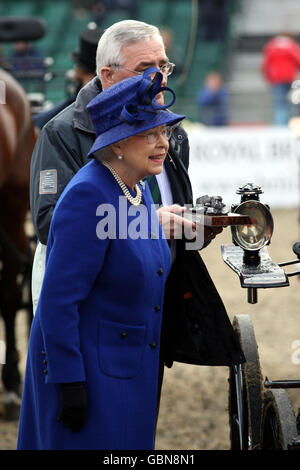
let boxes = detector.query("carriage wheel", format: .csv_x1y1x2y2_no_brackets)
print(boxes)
228,314,263,450
261,389,298,450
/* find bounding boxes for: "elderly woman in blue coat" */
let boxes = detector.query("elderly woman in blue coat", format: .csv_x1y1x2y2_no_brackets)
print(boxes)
17,69,185,450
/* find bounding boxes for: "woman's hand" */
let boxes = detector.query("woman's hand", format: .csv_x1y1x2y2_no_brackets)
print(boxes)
57,382,87,433
157,204,223,248
157,204,196,240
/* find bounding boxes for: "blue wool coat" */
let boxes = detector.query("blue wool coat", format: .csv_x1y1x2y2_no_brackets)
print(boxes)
17,159,171,450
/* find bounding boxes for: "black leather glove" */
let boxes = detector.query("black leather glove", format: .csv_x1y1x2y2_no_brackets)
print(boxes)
57,382,87,433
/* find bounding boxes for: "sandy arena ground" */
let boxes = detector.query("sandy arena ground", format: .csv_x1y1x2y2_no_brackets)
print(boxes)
1,208,300,450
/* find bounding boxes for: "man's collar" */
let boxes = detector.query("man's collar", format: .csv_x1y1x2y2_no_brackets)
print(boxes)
73,76,102,134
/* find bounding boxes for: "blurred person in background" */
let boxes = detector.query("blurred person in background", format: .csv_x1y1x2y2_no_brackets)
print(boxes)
34,25,102,130
196,71,229,126
261,32,300,125
71,25,103,91
10,41,45,75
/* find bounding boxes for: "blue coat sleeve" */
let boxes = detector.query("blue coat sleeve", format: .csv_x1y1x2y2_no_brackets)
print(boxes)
38,181,110,384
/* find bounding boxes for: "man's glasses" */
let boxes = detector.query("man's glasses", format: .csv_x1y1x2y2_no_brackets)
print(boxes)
135,126,173,144
110,62,175,77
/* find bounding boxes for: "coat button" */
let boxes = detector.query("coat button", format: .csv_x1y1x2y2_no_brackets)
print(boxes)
44,369,48,375
154,305,160,312
41,350,46,356
120,331,128,339
149,341,156,349
157,267,163,275
43,360,47,365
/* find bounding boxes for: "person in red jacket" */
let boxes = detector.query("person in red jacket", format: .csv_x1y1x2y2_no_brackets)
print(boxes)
261,32,300,125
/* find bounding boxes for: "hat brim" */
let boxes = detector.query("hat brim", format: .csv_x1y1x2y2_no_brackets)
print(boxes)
87,110,185,157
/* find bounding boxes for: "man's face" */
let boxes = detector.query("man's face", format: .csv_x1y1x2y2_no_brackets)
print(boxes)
101,36,169,104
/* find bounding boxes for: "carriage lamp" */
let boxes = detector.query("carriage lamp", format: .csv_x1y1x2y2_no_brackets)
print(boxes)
221,183,289,304
231,183,274,265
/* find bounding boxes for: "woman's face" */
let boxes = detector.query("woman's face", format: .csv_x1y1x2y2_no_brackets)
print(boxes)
114,124,170,185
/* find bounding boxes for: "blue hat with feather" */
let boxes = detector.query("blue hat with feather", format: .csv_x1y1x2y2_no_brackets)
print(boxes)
86,67,185,156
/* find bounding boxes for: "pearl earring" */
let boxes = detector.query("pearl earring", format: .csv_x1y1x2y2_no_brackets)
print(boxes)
117,155,123,160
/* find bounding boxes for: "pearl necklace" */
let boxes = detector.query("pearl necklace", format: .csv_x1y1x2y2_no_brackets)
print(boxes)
102,161,143,206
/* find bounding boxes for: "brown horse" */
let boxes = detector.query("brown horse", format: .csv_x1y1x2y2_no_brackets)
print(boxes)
0,67,36,416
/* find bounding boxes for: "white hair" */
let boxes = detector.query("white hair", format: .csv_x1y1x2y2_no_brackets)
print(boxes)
94,146,114,162
95,20,164,74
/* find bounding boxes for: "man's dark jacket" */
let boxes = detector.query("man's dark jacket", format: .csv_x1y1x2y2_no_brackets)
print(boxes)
30,76,245,368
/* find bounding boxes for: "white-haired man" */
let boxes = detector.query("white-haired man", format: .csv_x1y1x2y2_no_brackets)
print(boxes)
30,19,244,433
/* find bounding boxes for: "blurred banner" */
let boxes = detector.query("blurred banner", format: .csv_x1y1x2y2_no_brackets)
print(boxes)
188,126,300,209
